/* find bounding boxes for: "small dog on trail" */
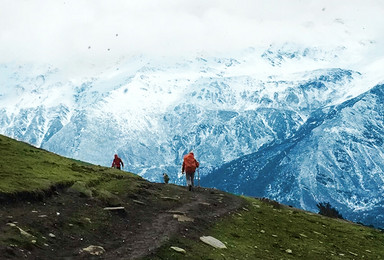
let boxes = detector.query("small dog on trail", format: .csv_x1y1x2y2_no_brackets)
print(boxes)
163,173,170,184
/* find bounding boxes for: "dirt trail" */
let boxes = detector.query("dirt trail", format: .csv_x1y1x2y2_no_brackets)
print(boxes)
0,184,245,259
105,187,244,259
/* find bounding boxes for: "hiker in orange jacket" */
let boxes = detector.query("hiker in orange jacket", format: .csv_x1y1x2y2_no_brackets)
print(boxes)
111,154,124,170
182,152,199,191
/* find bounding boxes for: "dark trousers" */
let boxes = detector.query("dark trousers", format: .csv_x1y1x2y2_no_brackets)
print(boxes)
186,172,195,186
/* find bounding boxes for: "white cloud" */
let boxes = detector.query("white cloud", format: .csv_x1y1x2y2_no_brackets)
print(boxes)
0,0,383,73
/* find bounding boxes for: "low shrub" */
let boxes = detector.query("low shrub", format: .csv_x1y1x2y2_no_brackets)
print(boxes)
317,202,343,219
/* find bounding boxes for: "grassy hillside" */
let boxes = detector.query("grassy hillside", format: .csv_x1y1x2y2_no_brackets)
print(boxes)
0,134,136,195
1,134,384,259
149,198,384,259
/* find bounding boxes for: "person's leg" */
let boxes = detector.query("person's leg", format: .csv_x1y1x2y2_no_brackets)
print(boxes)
186,173,192,191
191,172,195,187
190,172,194,191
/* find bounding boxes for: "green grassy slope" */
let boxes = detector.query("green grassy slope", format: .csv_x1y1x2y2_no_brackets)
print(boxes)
1,134,384,259
149,198,384,259
0,134,138,195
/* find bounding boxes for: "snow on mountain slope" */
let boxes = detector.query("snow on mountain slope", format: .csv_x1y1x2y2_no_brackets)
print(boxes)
1,41,383,227
203,84,384,228
0,47,371,175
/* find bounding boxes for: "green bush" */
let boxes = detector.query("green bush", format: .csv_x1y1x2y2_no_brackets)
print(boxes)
316,202,343,219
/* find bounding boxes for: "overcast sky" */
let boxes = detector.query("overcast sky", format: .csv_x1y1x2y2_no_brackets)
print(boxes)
1,0,383,73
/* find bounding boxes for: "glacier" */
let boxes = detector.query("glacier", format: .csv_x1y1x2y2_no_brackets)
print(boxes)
1,44,383,228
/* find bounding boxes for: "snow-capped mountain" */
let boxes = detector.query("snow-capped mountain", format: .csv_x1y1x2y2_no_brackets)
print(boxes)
1,42,383,227
0,47,367,177
203,83,384,228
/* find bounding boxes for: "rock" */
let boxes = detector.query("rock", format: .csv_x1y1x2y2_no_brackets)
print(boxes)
133,200,145,205
103,206,125,211
200,236,227,249
19,229,34,238
103,207,127,217
6,223,35,238
170,246,186,254
160,196,180,201
80,245,106,256
173,215,194,222
84,217,92,223
167,210,186,215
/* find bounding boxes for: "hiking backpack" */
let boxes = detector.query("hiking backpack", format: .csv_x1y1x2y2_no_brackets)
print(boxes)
183,153,198,173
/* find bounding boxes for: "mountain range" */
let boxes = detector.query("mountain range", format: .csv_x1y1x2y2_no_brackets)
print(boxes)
203,83,384,228
1,43,383,228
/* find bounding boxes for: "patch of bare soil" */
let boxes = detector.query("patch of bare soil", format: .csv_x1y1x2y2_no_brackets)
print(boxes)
0,182,245,259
